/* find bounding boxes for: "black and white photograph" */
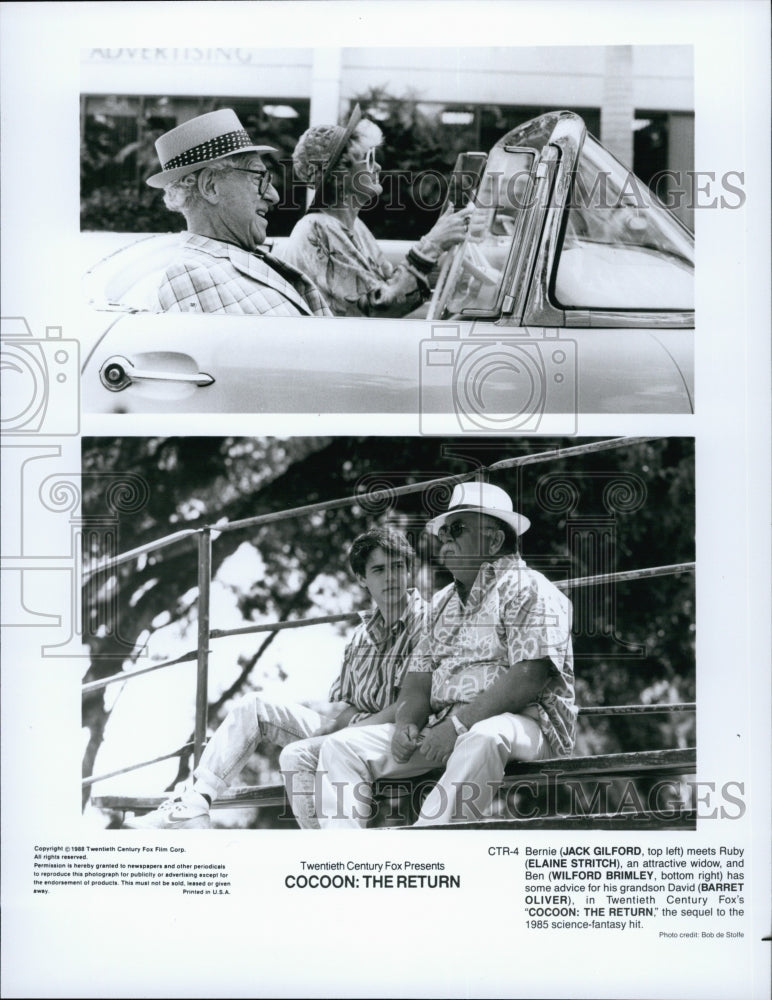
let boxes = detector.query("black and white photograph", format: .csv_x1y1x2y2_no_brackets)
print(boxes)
81,436,696,832
1,2,769,998
78,43,695,421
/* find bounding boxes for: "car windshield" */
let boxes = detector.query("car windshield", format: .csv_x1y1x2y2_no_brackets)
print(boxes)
431,147,536,319
553,135,694,310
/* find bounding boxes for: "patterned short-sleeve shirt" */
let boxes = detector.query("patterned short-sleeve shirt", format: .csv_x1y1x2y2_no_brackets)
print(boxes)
329,588,427,722
408,555,576,756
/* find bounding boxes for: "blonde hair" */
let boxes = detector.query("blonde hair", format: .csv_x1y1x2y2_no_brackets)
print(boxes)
292,118,383,186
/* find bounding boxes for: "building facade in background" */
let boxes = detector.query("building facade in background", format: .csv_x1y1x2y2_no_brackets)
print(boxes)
80,46,694,235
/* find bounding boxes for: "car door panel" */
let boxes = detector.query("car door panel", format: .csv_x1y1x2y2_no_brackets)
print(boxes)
82,313,692,415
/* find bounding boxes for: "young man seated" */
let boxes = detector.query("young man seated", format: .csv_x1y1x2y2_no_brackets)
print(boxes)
125,527,425,830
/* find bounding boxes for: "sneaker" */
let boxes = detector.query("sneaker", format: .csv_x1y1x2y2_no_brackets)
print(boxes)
123,792,211,830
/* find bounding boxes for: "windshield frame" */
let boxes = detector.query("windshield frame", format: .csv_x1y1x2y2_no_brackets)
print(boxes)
547,132,695,315
431,145,538,322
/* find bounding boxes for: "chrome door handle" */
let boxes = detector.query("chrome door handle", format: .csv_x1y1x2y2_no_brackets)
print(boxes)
99,355,215,391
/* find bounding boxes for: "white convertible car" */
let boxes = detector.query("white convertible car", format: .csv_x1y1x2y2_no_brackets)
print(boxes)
81,111,693,425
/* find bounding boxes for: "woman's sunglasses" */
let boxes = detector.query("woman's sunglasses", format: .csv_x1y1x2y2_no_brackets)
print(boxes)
352,147,379,172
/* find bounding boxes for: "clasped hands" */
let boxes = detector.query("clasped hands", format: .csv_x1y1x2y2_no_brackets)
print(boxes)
391,719,458,766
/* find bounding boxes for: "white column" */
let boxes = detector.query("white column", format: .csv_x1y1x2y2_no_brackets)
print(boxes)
310,48,342,126
306,49,343,208
601,45,634,169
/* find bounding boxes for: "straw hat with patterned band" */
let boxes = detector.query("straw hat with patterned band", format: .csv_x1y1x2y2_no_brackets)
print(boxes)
306,103,363,211
146,108,277,188
425,482,531,538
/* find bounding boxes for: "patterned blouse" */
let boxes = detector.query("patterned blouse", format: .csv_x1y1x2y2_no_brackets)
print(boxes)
408,555,576,756
329,588,428,721
279,213,430,317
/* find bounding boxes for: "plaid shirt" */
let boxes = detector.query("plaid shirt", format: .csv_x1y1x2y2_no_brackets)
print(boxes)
408,555,576,756
154,234,331,317
329,589,427,721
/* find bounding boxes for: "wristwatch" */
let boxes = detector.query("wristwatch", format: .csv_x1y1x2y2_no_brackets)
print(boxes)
449,714,468,736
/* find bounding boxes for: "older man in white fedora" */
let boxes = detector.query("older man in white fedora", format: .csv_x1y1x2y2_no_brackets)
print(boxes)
315,481,576,827
146,108,331,316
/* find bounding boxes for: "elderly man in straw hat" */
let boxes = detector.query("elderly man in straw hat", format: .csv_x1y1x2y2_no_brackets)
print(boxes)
314,481,576,827
146,109,331,316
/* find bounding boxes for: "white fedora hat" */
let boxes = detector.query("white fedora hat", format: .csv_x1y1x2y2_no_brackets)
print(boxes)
146,108,277,188
425,482,530,537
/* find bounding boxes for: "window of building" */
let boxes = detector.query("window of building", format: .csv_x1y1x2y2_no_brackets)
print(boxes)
80,95,310,234
352,97,601,241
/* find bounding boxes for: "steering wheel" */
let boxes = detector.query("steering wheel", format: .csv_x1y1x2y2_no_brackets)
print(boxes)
427,240,501,320
459,243,500,285
427,244,499,319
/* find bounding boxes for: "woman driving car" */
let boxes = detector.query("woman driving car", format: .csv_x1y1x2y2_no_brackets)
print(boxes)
280,104,471,317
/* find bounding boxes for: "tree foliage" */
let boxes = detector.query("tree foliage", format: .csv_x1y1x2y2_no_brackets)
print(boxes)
80,88,472,239
80,101,308,236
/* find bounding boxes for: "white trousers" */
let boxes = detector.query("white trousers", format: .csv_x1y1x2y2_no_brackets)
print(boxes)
193,693,345,829
316,713,550,828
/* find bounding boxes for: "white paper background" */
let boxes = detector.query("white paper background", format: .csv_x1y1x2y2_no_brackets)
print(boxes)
1,2,770,998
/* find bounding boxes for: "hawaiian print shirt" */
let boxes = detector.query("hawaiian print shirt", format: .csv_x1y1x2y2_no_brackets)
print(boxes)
408,555,576,756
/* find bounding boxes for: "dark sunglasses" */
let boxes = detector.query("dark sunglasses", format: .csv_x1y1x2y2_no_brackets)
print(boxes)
437,520,471,541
